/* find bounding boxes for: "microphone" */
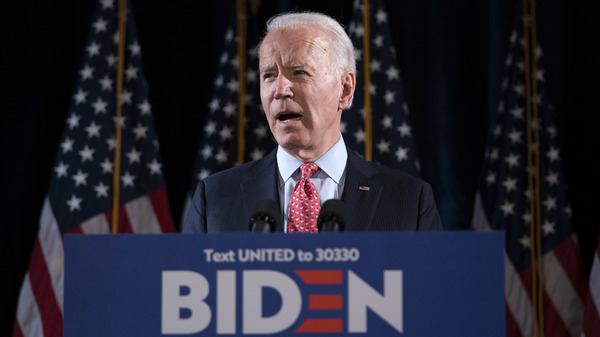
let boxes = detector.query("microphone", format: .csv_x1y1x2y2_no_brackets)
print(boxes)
249,199,279,232
317,199,345,232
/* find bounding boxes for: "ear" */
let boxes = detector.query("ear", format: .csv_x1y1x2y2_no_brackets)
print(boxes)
338,71,356,111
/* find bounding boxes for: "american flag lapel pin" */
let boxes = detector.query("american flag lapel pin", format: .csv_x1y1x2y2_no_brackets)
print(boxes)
358,186,370,191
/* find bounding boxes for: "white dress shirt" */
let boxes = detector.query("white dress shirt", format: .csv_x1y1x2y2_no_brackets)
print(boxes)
277,136,348,232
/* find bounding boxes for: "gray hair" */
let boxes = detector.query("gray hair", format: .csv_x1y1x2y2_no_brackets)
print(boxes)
260,12,356,77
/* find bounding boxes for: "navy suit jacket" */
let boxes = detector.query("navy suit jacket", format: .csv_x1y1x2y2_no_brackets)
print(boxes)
182,149,442,232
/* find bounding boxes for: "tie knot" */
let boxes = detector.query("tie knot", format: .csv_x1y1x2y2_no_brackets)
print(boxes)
300,163,318,179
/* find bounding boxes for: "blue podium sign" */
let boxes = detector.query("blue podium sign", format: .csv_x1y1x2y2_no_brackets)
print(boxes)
64,232,504,336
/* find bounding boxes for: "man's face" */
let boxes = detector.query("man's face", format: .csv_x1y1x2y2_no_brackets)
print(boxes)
259,26,354,162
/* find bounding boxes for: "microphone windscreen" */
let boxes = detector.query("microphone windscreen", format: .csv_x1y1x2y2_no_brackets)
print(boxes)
317,199,345,231
249,199,280,232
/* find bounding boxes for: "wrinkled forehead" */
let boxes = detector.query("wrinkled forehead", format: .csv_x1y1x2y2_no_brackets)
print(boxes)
259,26,332,65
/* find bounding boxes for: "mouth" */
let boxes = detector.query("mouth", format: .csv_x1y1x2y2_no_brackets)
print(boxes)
276,112,302,122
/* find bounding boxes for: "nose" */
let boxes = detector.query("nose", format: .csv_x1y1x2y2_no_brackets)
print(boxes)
273,74,293,99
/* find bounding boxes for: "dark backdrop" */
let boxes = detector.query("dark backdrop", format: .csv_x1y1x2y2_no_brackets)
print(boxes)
2,0,599,335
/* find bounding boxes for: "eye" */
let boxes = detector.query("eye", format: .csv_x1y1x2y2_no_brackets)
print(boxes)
294,70,308,76
262,73,275,81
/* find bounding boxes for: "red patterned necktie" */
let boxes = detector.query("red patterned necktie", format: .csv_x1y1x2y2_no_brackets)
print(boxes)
288,163,320,233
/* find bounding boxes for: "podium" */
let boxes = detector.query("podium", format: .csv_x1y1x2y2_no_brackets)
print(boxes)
64,232,504,336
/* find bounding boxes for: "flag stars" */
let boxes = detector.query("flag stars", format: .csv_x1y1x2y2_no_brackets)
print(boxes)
370,59,382,72
543,196,557,211
395,146,409,162
353,24,365,38
502,177,518,193
223,102,237,117
79,65,94,80
226,79,239,93
73,89,88,105
85,122,102,138
397,122,412,137
126,148,142,164
518,234,531,249
100,158,113,174
121,172,136,187
521,211,531,224
54,162,69,178
100,0,114,10
215,149,229,164
86,42,101,57
78,145,95,162
489,148,500,162
67,113,81,129
128,41,141,56
385,66,400,81
106,136,116,150
510,106,524,120
373,35,384,48
545,171,559,186
113,115,127,127
125,64,138,80
92,18,108,33
249,148,265,161
147,159,162,175
121,90,133,104
204,121,217,136
376,139,391,153
254,125,268,139
224,29,234,43
93,182,109,198
546,147,560,162
513,84,525,96
507,129,522,143
106,54,117,67
380,115,393,129
197,168,210,180
66,194,83,212
219,51,229,65
485,171,496,185
375,9,388,23
505,153,520,168
214,75,224,87
137,99,151,115
384,90,396,105
72,169,89,187
209,98,220,113
99,75,113,91
219,126,233,141
200,145,212,160
246,69,258,83
60,137,74,153
92,97,108,114
132,123,148,139
354,129,366,143
542,220,556,236
500,200,515,216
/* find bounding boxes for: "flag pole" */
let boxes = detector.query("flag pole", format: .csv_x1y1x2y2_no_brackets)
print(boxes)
530,0,544,334
523,0,543,335
112,0,127,234
361,0,372,161
236,0,247,165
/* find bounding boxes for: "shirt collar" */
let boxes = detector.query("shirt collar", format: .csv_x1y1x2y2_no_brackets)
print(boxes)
277,136,347,186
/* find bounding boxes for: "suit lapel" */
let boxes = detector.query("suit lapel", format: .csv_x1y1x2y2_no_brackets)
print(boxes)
342,151,382,231
240,150,281,231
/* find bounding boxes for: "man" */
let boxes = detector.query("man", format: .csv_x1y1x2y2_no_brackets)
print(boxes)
182,12,442,233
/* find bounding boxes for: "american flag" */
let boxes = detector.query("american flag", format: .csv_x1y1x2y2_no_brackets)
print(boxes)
583,232,600,336
471,3,587,336
343,0,420,177
185,3,275,207
13,0,175,336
